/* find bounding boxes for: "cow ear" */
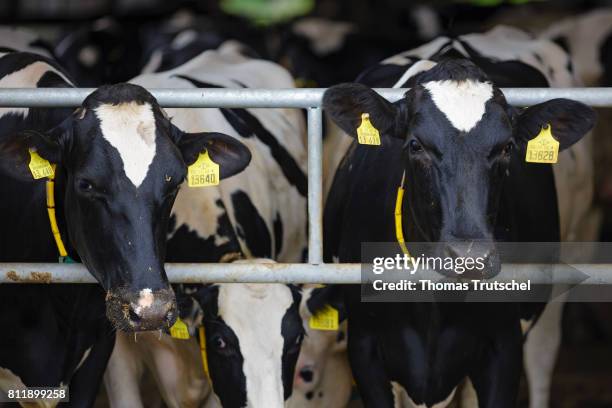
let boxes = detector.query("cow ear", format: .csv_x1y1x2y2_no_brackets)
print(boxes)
171,124,251,180
175,289,203,335
192,284,219,317
323,83,400,140
299,285,346,323
515,98,596,151
0,117,72,181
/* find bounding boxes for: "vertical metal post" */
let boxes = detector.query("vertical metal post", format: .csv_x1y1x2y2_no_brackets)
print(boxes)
307,107,323,264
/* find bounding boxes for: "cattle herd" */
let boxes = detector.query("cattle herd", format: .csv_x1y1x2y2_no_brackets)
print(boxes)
0,2,611,408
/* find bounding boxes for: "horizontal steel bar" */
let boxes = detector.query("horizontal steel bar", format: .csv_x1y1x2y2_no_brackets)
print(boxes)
1,263,612,284
0,263,360,284
0,88,612,108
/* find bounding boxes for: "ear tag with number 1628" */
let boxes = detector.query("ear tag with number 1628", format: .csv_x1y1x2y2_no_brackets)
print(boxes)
525,124,559,164
188,150,220,187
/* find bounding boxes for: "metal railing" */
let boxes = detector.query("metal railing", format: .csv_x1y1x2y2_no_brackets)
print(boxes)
1,87,612,284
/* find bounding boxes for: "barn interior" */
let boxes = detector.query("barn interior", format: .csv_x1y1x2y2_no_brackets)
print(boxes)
0,1,611,407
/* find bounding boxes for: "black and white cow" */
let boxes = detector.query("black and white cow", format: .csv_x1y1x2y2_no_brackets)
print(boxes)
103,45,309,407
321,28,600,408
539,8,612,87
540,9,612,219
105,261,307,408
319,27,596,407
193,281,304,407
0,49,251,403
288,285,352,408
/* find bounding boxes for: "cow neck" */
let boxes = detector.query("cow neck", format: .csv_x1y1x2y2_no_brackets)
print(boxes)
46,166,75,263
394,170,412,257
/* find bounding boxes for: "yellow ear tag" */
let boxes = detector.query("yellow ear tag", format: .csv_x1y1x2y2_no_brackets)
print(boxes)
28,149,55,179
308,305,339,331
356,113,381,146
187,150,219,187
525,124,559,164
198,326,210,379
170,317,190,340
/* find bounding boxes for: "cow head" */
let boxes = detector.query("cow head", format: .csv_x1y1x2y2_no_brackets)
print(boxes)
291,285,351,406
194,283,304,408
323,59,596,278
0,83,251,331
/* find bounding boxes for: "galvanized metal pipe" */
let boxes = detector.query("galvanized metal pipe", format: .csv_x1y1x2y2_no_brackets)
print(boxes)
307,107,323,264
0,263,611,284
0,263,360,284
1,88,612,108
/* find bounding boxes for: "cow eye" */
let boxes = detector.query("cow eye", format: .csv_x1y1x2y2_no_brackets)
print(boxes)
212,335,226,350
408,139,423,154
288,333,304,353
503,142,514,156
77,179,94,192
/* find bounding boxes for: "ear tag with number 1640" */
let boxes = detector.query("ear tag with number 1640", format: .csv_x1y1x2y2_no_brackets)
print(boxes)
188,150,220,187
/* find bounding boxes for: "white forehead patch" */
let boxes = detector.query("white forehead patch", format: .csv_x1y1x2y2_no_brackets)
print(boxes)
218,284,293,407
96,102,157,187
423,79,493,132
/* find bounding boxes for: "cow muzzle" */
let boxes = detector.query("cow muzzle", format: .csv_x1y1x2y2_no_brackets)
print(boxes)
106,287,178,331
441,240,500,279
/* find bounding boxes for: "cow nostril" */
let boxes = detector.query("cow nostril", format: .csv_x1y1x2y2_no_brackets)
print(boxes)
165,310,177,326
128,308,141,323
299,367,314,382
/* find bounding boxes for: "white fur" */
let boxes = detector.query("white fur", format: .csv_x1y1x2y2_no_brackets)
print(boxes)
141,50,163,74
0,27,53,57
392,382,456,408
78,45,99,67
96,102,157,188
172,30,198,49
411,5,442,40
540,9,612,86
217,284,293,408
168,180,230,247
292,18,354,56
0,61,71,119
393,60,437,88
75,347,92,372
423,80,493,132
